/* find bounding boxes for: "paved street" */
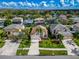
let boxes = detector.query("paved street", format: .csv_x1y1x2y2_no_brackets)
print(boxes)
0,40,20,56
62,39,79,56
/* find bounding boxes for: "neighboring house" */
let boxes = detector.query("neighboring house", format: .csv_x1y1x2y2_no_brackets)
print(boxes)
45,19,59,24
59,14,67,20
23,19,33,25
50,24,73,39
0,18,6,28
4,24,25,39
31,25,48,39
12,17,23,25
73,23,79,32
70,17,79,24
34,18,45,25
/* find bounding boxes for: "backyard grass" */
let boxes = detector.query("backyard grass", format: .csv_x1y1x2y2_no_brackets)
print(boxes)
39,40,65,48
74,39,79,46
40,50,67,56
0,39,5,48
19,39,30,48
16,50,28,56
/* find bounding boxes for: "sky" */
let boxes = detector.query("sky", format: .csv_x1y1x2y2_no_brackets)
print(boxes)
0,0,79,9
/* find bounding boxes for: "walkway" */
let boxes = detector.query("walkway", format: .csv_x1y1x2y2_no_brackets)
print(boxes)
0,40,20,56
39,48,67,50
28,34,40,55
62,39,79,56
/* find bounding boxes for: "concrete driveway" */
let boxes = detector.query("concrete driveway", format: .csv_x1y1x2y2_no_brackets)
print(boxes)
28,34,40,55
62,39,79,56
0,40,20,56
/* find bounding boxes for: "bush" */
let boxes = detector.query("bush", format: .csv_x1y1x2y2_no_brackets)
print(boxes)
4,19,12,26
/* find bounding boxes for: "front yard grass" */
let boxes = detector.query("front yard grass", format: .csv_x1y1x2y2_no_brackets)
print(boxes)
0,39,5,48
39,40,65,48
74,39,79,46
19,39,30,48
40,50,67,56
0,29,5,48
16,50,28,56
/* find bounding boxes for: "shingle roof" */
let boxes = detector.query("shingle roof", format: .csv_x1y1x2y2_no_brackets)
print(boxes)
4,24,25,31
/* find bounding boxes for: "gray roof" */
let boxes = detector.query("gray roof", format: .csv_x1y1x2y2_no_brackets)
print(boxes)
4,24,25,31
50,24,70,32
74,23,79,28
23,20,33,23
59,31,72,37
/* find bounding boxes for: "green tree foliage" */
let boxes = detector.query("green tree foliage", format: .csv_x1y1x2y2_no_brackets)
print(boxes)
73,32,79,39
4,19,12,26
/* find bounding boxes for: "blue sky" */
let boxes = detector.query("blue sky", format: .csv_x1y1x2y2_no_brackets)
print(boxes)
0,0,79,9
0,0,48,2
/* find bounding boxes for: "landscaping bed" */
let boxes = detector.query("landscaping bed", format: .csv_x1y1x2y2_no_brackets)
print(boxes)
39,50,67,56
74,39,79,46
16,50,28,56
39,40,65,48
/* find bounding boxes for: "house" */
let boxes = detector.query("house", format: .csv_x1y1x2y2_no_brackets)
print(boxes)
70,17,79,24
50,24,73,39
4,24,25,39
34,18,45,25
23,19,33,25
31,25,48,39
12,17,23,25
73,23,79,32
59,14,67,20
0,18,6,28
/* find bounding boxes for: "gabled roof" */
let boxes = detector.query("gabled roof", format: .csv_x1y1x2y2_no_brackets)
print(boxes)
24,19,33,23
34,18,44,21
0,18,6,20
74,23,79,28
4,24,25,31
50,24,70,32
12,17,23,20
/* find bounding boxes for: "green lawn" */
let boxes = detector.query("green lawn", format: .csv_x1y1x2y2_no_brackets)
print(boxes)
0,39,5,48
19,39,30,48
74,39,79,46
40,50,67,56
0,29,5,48
39,40,65,48
16,50,28,56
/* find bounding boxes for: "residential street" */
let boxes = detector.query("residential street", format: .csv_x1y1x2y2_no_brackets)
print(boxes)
62,39,79,56
0,40,20,56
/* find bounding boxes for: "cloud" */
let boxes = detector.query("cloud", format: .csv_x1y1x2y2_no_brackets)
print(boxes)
18,2,26,6
31,2,36,7
9,2,17,6
2,2,9,6
77,0,79,2
40,1,48,7
26,2,32,7
60,0,65,4
50,0,54,3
